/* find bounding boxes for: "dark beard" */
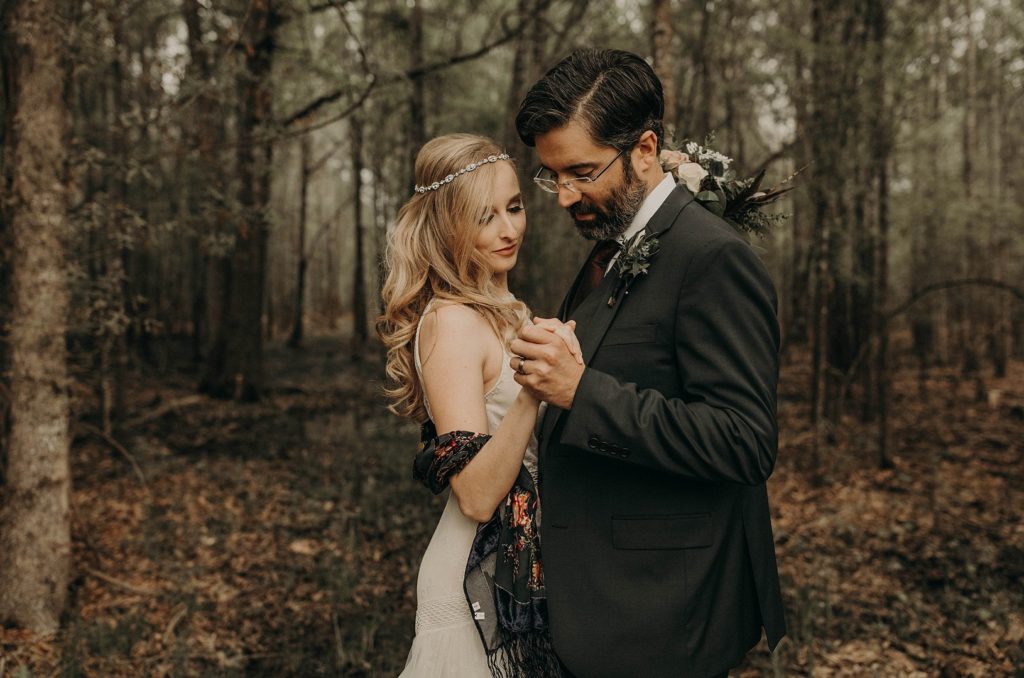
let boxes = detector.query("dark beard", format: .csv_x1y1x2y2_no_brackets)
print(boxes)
568,161,648,241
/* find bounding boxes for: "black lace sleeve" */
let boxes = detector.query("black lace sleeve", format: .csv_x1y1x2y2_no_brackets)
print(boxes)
412,423,492,495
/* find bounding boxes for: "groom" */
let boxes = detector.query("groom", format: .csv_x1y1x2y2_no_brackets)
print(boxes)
509,49,786,677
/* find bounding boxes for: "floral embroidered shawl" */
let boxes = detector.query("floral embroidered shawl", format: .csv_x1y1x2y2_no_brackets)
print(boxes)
413,420,563,677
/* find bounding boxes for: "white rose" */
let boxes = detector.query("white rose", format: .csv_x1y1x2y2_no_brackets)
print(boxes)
659,149,690,171
675,162,708,193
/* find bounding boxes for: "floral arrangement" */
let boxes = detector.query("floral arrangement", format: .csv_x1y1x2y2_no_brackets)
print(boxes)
603,135,797,307
660,134,798,237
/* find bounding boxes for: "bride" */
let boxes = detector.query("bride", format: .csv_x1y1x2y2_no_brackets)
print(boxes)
378,134,574,676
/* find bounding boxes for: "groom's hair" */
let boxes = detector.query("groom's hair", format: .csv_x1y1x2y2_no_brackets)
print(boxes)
515,48,664,151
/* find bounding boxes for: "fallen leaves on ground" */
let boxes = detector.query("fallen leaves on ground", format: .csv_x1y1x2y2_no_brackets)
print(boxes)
1,339,1022,676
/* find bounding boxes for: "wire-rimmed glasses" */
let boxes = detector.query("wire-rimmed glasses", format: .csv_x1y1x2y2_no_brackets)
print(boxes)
532,149,625,194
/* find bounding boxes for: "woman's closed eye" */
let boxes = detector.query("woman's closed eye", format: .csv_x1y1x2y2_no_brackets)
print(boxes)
480,203,525,225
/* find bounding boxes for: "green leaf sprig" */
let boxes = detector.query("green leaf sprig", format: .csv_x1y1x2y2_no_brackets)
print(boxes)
607,231,660,307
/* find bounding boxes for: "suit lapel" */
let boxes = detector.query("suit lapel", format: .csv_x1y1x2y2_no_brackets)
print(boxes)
539,184,695,450
576,184,694,364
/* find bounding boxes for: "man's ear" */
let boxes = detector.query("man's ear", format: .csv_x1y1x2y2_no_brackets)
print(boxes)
632,129,661,175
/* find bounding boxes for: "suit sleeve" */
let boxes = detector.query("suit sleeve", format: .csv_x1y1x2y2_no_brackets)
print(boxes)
558,238,780,485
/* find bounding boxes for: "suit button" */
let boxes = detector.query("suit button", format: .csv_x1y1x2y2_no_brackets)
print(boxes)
588,435,600,449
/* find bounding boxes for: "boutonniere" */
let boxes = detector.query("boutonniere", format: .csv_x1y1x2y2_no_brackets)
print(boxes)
607,230,660,307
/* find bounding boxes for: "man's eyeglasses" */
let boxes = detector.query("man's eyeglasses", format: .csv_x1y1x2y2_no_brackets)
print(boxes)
533,149,625,195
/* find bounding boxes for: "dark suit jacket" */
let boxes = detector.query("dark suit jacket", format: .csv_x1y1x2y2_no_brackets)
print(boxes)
537,185,786,678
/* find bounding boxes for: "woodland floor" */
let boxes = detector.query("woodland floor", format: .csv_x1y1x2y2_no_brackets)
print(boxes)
1,337,1023,677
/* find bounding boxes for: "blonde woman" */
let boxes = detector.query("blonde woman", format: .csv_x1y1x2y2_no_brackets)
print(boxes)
378,134,575,676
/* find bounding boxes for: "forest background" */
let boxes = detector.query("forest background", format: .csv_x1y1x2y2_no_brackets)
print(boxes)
1,0,1023,675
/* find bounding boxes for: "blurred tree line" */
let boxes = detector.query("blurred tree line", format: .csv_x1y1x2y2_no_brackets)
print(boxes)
0,0,1022,634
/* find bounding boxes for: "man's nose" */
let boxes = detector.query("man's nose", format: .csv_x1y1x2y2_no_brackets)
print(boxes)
557,185,582,209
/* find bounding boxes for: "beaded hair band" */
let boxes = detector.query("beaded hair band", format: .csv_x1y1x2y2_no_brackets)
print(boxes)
414,153,511,194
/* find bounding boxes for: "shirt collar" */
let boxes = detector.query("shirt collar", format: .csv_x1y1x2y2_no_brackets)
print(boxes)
617,173,677,245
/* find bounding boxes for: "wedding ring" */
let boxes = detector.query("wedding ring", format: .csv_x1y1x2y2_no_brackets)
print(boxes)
514,356,527,375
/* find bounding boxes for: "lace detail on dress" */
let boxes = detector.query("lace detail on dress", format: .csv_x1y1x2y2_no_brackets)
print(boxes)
415,594,475,634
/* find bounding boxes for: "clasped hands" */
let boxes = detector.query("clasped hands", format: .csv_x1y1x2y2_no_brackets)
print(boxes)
510,318,585,410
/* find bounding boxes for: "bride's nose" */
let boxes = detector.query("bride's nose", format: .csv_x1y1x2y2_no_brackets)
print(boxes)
498,212,519,238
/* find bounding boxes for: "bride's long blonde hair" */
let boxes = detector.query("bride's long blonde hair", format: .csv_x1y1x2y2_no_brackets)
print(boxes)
377,134,530,422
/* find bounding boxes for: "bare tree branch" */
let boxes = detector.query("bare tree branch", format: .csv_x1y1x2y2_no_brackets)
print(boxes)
75,421,149,487
281,0,555,126
406,0,553,78
836,278,1024,413
281,0,374,126
279,78,377,136
751,139,798,175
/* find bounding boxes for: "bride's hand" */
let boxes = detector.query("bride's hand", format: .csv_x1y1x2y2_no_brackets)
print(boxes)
531,317,584,365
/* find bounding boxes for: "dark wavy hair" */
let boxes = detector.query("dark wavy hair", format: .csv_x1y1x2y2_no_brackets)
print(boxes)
515,48,665,152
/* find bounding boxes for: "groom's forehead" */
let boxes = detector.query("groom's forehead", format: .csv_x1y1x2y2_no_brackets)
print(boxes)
535,121,604,169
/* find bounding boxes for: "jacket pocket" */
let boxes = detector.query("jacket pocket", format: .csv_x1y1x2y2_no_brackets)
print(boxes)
611,513,713,550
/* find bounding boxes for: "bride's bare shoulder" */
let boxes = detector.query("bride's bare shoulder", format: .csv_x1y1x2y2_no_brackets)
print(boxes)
418,302,493,367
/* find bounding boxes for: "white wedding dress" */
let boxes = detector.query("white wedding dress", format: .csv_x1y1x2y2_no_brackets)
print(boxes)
399,303,539,677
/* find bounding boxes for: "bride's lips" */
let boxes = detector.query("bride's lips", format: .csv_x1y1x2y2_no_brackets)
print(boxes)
493,243,519,256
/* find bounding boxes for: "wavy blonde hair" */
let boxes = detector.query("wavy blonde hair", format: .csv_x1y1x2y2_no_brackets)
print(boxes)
377,134,530,422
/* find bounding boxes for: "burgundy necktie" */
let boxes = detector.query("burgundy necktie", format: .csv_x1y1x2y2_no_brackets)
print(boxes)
568,239,620,315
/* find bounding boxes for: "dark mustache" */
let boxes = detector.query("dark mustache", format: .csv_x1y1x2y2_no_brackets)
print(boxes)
569,201,599,218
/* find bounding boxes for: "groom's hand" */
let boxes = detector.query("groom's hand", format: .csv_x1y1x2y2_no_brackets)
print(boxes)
510,318,585,410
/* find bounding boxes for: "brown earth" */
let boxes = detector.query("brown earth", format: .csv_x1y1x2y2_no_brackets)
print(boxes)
1,338,1022,676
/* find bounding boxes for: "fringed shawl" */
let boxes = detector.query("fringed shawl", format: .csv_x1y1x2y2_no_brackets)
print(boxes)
413,421,564,677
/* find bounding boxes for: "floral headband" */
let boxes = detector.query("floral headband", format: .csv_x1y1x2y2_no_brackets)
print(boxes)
414,153,511,194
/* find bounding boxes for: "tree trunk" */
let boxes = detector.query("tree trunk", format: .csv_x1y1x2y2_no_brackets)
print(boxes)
808,0,862,474
408,0,426,183
504,0,530,150
110,11,129,432
0,0,72,633
288,136,311,348
910,3,949,382
200,0,274,400
351,115,368,352
866,0,891,468
986,18,1009,377
183,0,214,365
785,0,812,352
693,0,713,138
957,0,982,392
651,0,677,136
370,110,387,319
